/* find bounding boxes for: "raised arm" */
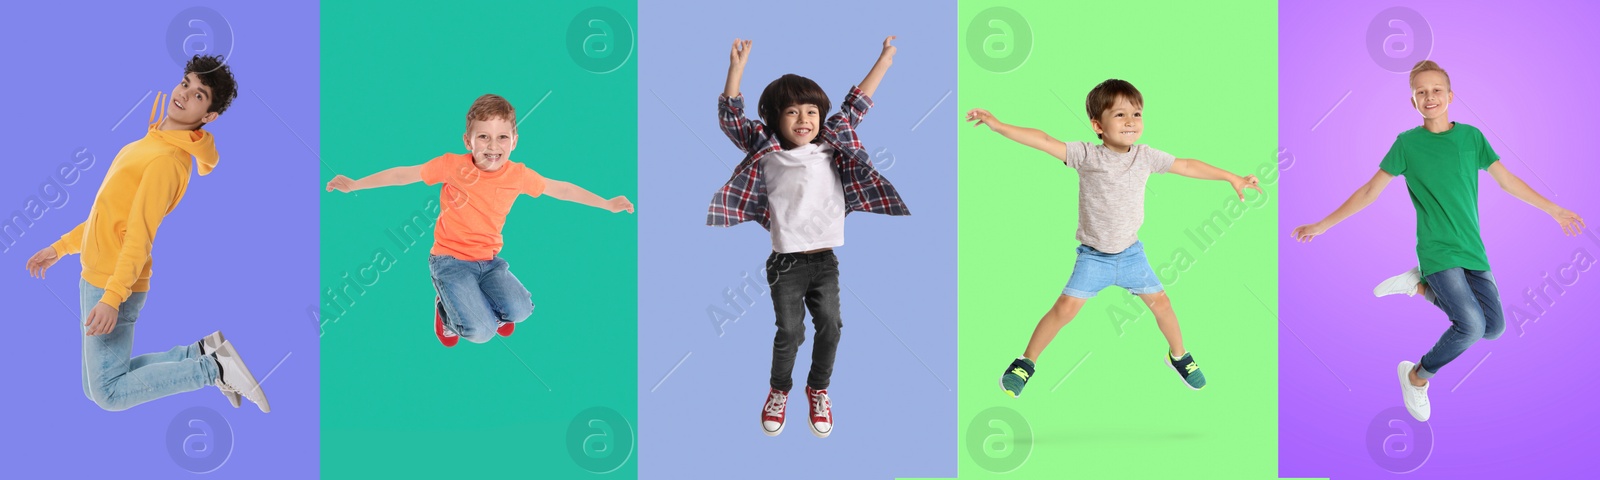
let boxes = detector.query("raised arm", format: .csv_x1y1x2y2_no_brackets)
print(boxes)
964,108,1068,161
1488,161,1585,236
1170,158,1264,201
544,179,634,214
857,36,896,98
1292,169,1396,242
326,165,424,193
718,39,767,153
724,39,751,99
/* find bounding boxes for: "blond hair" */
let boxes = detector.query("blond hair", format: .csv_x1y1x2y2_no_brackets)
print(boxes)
1409,60,1451,89
466,94,517,132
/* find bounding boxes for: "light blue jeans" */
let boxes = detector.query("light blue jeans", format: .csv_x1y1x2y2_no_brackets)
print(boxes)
79,279,218,411
429,255,534,344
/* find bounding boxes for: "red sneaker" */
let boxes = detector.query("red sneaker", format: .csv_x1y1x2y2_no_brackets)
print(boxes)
805,386,833,438
497,321,515,337
760,388,788,437
435,297,458,347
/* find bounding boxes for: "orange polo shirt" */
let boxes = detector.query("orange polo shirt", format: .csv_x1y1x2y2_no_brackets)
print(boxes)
419,153,546,261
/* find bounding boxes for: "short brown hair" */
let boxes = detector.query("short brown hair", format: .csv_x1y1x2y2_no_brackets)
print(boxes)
1085,79,1143,139
1409,60,1451,89
466,94,517,132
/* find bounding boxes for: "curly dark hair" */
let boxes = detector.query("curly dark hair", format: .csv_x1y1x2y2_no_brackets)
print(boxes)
184,54,238,115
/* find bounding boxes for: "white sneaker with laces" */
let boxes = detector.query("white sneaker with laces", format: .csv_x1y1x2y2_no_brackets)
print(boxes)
1375,267,1423,297
215,339,271,413
199,331,242,408
1398,361,1430,422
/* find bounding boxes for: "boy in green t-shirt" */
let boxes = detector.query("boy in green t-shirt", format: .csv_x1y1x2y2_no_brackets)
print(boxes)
1293,60,1584,422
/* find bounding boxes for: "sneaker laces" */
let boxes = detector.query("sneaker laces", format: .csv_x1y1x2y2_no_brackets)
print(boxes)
810,390,831,418
764,392,787,417
1411,383,1429,407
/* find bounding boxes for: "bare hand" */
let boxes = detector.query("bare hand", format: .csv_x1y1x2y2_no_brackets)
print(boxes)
965,108,999,130
84,302,119,336
1551,207,1585,236
880,36,897,58
1230,175,1264,201
729,39,752,69
607,196,635,214
1291,223,1327,243
25,246,59,279
326,175,357,193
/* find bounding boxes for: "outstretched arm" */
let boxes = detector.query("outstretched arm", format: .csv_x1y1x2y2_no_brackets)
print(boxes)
326,165,424,193
857,36,896,98
724,39,751,99
1170,158,1264,201
964,108,1068,161
1488,161,1585,236
1292,169,1395,242
545,180,634,214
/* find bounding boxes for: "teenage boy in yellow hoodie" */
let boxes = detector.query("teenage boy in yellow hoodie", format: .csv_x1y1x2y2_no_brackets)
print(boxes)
24,55,269,413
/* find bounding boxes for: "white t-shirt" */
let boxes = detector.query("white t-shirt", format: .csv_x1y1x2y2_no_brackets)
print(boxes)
763,143,845,253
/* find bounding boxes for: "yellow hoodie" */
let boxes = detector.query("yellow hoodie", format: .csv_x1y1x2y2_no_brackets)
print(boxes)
51,93,219,307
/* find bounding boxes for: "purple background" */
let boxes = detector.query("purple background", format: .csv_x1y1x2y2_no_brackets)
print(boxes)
636,1,957,478
0,2,319,478
1280,1,1600,478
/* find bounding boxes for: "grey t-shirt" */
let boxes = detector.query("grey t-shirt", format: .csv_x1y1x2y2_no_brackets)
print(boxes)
1063,142,1175,253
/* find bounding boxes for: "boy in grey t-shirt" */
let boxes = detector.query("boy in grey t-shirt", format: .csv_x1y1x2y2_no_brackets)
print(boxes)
967,79,1263,396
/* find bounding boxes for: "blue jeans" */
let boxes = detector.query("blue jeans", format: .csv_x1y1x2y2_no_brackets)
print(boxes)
79,279,218,411
1416,268,1505,379
429,255,534,344
1062,241,1165,298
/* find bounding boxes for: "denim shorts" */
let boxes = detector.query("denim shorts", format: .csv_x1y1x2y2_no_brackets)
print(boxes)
1062,241,1164,298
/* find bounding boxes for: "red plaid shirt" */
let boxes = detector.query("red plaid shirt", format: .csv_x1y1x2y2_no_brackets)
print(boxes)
707,85,910,229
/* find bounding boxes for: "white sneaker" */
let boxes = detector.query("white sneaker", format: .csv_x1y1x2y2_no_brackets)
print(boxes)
198,331,242,409
1397,361,1430,422
215,339,271,413
1374,267,1423,297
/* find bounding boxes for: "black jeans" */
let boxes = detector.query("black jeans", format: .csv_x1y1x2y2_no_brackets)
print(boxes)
766,250,843,391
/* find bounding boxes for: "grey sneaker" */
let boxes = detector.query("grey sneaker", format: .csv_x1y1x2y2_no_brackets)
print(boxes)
1398,361,1430,421
1374,267,1423,297
215,339,270,413
198,331,242,408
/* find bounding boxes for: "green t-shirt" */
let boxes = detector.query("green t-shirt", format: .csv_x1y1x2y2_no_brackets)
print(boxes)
1378,122,1499,277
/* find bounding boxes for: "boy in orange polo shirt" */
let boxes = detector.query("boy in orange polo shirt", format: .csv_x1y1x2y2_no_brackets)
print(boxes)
327,94,633,346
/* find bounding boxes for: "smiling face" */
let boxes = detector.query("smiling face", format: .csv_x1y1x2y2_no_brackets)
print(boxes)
167,72,219,126
462,117,517,172
1410,69,1452,121
776,103,822,149
1091,95,1144,152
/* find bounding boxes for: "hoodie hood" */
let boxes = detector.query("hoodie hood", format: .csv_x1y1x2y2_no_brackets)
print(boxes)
148,91,219,176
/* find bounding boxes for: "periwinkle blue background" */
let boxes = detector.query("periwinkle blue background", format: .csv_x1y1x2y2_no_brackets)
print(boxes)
636,1,957,478
0,2,320,478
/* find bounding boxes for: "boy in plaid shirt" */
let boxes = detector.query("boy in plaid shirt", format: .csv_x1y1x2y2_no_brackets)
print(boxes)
710,36,907,438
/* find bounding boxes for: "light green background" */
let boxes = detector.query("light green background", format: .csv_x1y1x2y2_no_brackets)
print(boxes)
320,1,637,477
957,1,1282,478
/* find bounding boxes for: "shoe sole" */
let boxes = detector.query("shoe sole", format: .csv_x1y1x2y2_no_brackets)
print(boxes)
218,342,270,413
1398,361,1429,422
202,332,242,408
810,421,831,438
761,421,784,437
1167,355,1203,391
